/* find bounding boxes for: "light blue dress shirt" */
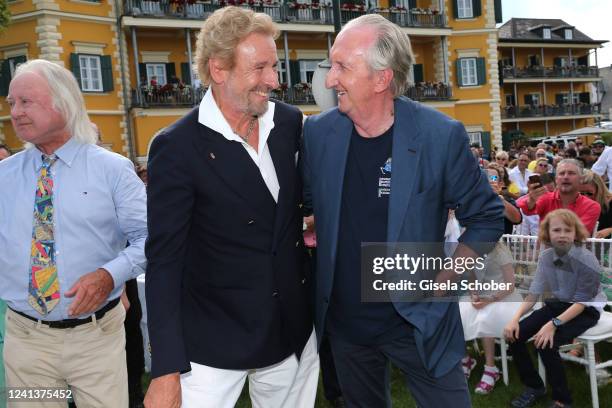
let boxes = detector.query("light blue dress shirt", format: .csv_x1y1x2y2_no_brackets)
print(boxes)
0,138,147,320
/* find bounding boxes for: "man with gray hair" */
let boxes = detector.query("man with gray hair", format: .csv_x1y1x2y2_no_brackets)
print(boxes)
519,158,601,234
0,59,147,407
302,14,503,407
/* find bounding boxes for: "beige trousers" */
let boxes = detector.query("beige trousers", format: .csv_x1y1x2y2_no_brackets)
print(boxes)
3,303,128,408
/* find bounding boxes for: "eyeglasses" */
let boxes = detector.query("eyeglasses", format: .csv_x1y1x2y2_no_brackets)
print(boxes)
576,142,583,146
538,164,548,167
496,158,507,161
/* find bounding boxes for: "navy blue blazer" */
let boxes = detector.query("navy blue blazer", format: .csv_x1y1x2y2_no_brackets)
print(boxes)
146,102,312,379
302,97,504,378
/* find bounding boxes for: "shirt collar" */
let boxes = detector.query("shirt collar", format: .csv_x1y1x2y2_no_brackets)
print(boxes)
29,137,82,169
552,189,583,206
552,244,579,266
197,87,275,145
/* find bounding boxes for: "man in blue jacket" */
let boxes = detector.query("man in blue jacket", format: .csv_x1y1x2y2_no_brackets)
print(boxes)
302,14,504,407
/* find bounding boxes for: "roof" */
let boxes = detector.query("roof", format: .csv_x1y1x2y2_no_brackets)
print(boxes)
499,18,607,45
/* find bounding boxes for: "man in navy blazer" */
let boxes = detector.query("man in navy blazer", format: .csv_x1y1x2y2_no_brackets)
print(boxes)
144,7,318,408
302,15,504,407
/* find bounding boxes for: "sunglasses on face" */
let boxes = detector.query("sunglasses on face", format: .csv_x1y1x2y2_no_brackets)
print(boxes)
580,191,594,197
538,164,548,167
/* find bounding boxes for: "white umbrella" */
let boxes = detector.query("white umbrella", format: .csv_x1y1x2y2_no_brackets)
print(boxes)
557,126,611,136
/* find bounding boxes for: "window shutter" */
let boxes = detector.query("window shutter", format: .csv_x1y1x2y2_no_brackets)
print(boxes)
101,55,114,92
494,0,502,23
524,94,533,105
480,131,491,158
408,0,416,9
472,0,481,17
70,53,82,89
555,93,564,105
579,92,590,104
476,57,486,85
165,63,176,82
289,60,300,86
138,63,147,86
14,55,27,65
413,64,424,84
455,59,463,86
181,62,192,85
452,0,459,18
0,60,10,96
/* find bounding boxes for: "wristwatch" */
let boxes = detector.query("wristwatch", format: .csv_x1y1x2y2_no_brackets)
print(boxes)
551,317,564,328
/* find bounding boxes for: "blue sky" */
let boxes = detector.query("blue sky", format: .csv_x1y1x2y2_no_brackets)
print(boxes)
500,0,612,67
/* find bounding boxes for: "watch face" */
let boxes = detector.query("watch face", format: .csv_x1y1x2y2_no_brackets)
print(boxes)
552,318,562,327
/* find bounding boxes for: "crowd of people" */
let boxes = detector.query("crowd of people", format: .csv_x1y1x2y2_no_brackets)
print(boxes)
0,6,609,408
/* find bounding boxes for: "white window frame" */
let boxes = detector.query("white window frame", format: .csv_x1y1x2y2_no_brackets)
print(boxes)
78,54,103,92
8,56,25,78
543,28,551,39
298,60,320,84
561,93,579,105
467,132,482,146
146,63,167,86
457,0,473,19
557,56,570,67
460,58,477,86
277,60,287,85
565,29,573,40
527,93,541,106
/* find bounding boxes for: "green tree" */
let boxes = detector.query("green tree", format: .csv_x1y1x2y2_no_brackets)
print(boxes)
0,0,10,32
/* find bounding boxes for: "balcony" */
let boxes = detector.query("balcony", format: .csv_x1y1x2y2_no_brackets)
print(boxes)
501,103,601,120
123,1,445,28
131,83,316,108
502,65,599,80
406,82,452,101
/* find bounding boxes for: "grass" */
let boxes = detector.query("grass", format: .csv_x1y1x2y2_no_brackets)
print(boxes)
144,341,612,407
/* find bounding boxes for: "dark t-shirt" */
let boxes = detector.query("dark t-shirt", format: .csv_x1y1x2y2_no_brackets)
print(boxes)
327,126,409,344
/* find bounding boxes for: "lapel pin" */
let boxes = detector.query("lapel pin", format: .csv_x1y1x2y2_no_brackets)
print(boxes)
209,152,216,160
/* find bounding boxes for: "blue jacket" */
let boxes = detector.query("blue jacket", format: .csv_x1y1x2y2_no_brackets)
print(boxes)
302,97,504,377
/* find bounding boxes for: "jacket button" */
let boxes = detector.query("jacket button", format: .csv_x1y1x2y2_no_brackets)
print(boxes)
247,220,255,225
272,291,279,297
295,240,300,247
301,278,306,284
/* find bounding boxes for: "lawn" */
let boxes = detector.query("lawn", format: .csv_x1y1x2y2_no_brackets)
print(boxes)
145,342,612,407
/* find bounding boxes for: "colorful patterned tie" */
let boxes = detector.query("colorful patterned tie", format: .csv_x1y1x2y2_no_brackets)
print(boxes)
28,155,60,315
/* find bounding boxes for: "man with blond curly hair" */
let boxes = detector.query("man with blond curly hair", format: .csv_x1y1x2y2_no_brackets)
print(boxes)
144,6,318,408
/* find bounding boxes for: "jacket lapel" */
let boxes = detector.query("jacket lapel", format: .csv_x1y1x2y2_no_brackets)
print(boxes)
267,126,294,248
193,124,277,221
325,114,353,270
387,98,422,243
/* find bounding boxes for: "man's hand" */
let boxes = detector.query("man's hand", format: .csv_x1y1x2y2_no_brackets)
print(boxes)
65,268,115,317
527,183,546,210
533,321,556,349
144,373,181,408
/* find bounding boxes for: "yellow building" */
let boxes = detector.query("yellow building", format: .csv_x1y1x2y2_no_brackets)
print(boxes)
1,0,503,161
498,18,607,147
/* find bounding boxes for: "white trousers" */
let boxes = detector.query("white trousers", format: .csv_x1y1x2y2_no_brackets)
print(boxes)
180,329,319,408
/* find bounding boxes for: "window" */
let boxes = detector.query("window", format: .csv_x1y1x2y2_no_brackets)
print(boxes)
467,132,482,146
146,63,167,86
460,58,477,86
565,29,573,40
543,28,551,39
457,0,473,18
505,94,515,107
78,55,102,92
277,60,287,84
7,56,26,78
299,60,320,84
560,93,580,105
527,93,541,106
0,55,27,96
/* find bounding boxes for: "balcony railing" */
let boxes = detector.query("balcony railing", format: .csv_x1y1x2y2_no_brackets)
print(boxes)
405,82,452,101
502,65,599,80
501,103,601,119
131,85,206,107
123,1,446,27
131,84,316,108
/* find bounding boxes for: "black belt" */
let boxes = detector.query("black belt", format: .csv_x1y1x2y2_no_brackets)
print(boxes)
10,297,120,329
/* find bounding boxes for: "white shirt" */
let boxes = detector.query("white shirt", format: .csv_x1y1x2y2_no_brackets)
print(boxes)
509,166,533,196
592,146,612,189
198,88,280,202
